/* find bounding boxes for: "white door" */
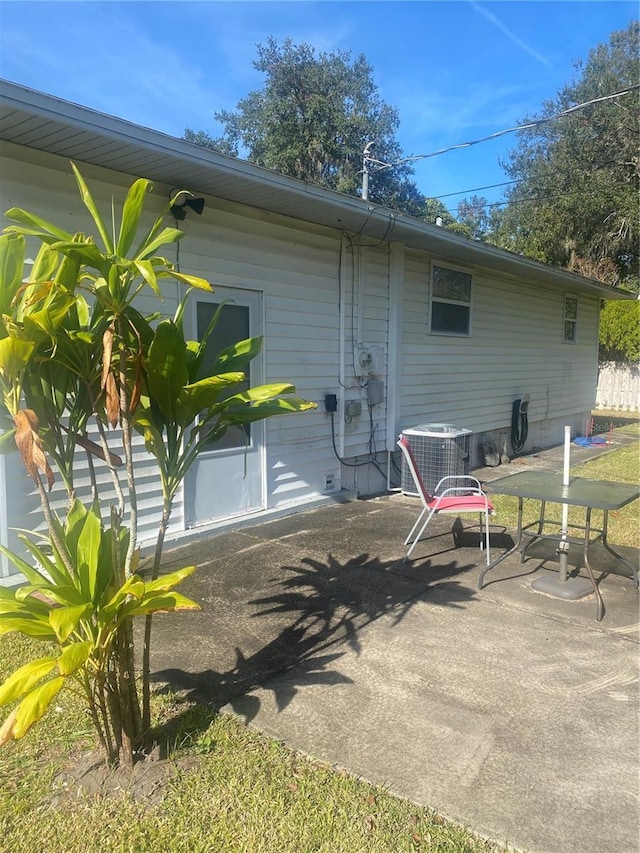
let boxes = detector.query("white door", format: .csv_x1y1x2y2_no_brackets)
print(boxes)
185,286,265,526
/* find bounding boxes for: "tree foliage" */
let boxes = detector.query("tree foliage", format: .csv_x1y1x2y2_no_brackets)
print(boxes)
493,22,639,287
184,38,425,216
599,299,640,363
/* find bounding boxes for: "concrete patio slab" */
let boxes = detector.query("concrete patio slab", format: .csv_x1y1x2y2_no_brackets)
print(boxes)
149,436,639,853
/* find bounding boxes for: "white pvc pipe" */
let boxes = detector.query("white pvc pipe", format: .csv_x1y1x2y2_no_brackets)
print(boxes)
563,425,571,488
559,426,571,582
561,425,571,536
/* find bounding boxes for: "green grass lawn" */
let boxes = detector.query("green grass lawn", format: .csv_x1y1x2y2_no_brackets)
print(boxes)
490,422,640,550
0,639,503,853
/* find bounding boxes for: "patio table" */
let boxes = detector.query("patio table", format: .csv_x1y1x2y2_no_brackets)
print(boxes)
478,470,640,621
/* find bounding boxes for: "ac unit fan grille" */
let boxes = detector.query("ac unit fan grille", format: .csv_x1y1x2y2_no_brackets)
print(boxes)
401,432,471,496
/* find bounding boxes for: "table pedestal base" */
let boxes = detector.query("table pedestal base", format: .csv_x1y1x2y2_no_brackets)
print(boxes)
531,574,593,600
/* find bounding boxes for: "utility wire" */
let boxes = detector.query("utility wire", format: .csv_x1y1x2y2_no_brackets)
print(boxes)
434,179,516,199
437,180,631,219
366,86,639,174
430,157,625,203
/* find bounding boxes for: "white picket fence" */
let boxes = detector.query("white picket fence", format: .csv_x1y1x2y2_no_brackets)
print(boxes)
595,361,640,412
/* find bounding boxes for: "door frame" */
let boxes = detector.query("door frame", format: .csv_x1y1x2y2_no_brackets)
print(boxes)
184,284,266,527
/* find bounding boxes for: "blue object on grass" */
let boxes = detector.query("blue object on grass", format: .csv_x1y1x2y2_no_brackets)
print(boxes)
573,436,608,447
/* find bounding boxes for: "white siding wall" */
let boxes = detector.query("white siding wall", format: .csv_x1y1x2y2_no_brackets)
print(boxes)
338,242,390,495
0,146,351,580
0,150,182,580
174,196,343,509
400,250,601,458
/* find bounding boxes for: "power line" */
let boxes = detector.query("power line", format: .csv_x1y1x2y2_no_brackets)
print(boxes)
433,179,515,200
365,85,639,175
433,158,628,210
439,179,631,219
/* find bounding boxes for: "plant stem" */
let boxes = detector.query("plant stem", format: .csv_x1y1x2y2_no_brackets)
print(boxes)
142,500,172,734
33,471,76,577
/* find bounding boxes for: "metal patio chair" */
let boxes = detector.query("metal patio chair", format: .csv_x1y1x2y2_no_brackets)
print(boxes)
397,434,494,564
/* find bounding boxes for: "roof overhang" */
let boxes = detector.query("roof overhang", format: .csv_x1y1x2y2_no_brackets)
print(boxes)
0,80,634,301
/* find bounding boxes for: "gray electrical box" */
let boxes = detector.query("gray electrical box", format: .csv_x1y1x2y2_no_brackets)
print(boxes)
366,380,384,406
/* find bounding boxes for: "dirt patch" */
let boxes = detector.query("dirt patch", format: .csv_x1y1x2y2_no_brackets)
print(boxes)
50,747,200,807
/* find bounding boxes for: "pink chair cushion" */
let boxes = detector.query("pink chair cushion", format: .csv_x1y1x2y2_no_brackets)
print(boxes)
427,495,494,513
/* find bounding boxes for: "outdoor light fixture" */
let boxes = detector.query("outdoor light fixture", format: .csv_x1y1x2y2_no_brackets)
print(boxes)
170,189,206,220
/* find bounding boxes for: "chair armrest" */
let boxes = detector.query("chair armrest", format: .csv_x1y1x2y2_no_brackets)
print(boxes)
434,475,486,494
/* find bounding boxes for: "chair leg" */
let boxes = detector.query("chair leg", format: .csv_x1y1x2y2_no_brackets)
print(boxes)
476,512,491,567
404,507,427,546
405,509,436,559
484,508,491,566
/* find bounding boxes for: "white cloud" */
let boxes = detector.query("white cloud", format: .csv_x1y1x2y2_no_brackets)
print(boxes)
469,1,552,69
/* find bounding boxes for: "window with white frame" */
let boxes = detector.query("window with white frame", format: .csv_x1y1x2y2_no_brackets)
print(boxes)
563,295,578,342
430,264,472,335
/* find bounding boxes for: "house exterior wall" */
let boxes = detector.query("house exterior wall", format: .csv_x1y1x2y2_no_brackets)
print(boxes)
0,149,188,581
0,146,350,580
178,194,343,509
399,248,601,460
0,142,604,580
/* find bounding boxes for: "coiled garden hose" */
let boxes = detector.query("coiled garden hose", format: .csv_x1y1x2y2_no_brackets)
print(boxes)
511,400,529,453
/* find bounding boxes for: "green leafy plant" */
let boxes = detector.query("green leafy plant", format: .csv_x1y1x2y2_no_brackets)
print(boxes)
0,164,315,765
0,500,197,761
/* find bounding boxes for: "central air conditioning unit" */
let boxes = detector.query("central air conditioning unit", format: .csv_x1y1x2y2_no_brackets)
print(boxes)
400,423,472,497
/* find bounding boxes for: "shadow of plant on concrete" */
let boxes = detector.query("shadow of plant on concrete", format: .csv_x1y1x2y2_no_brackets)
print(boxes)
151,548,478,726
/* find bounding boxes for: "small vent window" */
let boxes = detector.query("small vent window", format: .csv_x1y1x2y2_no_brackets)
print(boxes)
430,265,471,335
563,295,578,342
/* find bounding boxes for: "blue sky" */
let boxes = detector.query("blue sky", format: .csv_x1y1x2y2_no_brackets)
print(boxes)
0,1,635,213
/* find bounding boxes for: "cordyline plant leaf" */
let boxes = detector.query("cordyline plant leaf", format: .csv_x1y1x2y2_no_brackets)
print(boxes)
10,533,75,590
29,241,60,285
49,239,107,273
0,657,58,706
70,162,114,254
22,291,77,344
13,409,54,489
170,271,212,291
176,373,245,424
222,395,317,425
146,320,189,421
117,178,152,257
49,603,93,643
0,232,25,320
133,259,161,297
142,565,196,593
0,337,35,386
103,371,119,428
65,500,102,601
3,207,72,245
10,675,66,740
209,336,264,375
57,641,92,676
0,616,57,639
127,591,200,616
135,228,184,261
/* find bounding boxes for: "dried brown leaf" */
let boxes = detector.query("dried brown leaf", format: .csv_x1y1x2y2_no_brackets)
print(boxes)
104,371,120,428
13,409,55,490
101,324,115,391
